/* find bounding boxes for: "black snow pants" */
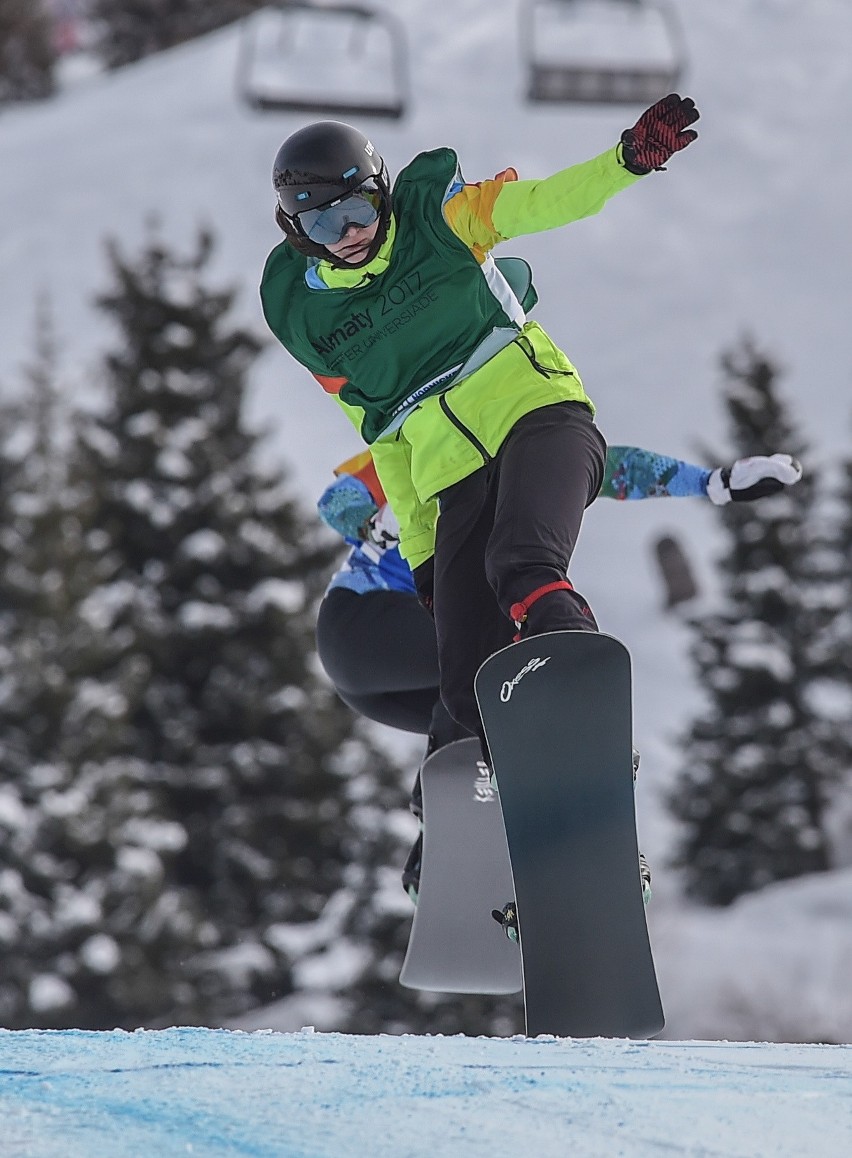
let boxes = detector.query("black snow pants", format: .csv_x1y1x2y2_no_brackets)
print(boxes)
315,586,471,747
417,401,607,742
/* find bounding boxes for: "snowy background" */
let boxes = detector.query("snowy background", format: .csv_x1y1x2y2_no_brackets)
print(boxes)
2,0,852,1074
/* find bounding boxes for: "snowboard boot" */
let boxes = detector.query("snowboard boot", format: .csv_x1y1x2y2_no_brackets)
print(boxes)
401,768,425,904
632,748,653,902
402,832,422,906
510,579,599,641
408,770,423,824
639,851,652,906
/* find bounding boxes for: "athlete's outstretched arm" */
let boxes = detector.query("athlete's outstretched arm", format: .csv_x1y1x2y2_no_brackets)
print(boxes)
601,446,802,503
317,447,804,560
601,446,710,500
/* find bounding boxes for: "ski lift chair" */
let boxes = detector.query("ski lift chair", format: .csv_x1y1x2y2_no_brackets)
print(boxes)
237,1,409,119
521,0,687,106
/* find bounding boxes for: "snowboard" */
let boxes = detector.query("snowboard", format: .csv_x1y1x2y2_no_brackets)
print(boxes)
474,630,664,1039
399,737,522,994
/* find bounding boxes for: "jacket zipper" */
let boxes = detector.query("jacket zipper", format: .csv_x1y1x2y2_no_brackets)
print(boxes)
515,334,575,380
435,332,574,465
439,394,492,464
401,335,573,462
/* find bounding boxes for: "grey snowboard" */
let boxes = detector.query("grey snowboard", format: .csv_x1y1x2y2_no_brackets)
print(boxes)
399,737,522,994
474,630,664,1038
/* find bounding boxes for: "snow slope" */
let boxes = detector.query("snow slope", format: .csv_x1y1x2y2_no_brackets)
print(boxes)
2,1026,852,1158
2,1,852,1044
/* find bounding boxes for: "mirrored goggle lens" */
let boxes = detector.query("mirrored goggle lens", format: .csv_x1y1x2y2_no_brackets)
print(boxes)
296,189,380,245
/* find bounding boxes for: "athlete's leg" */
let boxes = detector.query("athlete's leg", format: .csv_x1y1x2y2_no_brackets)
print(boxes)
315,587,440,733
429,462,514,739
486,401,606,636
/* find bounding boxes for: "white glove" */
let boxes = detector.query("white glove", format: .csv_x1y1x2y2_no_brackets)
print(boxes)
707,454,803,506
363,503,400,551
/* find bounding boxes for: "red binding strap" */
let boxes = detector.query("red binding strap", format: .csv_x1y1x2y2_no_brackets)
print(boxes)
509,580,574,629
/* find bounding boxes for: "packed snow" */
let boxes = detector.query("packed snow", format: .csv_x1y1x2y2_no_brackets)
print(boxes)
2,1026,852,1158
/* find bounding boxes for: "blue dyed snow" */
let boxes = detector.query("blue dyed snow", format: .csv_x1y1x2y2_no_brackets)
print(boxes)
1,1028,851,1157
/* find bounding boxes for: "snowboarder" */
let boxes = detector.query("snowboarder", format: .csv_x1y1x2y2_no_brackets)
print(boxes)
261,95,701,756
314,445,803,901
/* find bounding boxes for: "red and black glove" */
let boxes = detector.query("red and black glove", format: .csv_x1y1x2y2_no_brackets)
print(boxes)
620,94,699,175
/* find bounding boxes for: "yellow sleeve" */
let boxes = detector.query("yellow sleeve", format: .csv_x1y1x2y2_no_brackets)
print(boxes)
332,396,437,566
369,438,438,571
491,145,641,239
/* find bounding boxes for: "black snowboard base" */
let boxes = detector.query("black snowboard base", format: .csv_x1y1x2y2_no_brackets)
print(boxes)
475,630,664,1039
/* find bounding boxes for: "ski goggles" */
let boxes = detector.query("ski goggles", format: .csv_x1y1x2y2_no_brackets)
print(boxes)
292,182,382,245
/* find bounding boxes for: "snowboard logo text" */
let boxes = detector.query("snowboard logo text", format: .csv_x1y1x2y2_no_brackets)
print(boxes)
500,656,551,702
473,760,496,804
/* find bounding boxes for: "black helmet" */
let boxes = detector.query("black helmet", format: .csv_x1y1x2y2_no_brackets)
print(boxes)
272,121,393,267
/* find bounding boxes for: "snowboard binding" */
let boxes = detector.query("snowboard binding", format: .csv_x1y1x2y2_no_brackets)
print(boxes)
491,901,519,944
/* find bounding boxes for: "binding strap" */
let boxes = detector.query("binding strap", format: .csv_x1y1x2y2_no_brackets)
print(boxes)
509,580,574,633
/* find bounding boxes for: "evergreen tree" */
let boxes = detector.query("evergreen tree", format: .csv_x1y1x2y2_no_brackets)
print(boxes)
0,0,56,103
822,426,852,859
0,295,119,784
667,339,844,906
0,297,129,1027
0,231,415,1029
91,0,263,68
0,236,525,1038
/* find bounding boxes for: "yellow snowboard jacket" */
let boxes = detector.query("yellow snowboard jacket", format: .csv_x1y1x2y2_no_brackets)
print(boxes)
262,143,641,569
